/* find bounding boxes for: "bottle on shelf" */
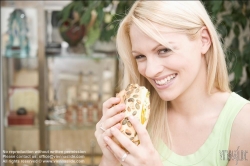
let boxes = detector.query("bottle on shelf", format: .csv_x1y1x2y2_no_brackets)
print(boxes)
97,93,103,121
76,102,83,125
102,67,112,93
87,102,94,125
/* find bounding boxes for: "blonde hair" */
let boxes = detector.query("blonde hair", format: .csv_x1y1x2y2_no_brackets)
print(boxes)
116,1,231,150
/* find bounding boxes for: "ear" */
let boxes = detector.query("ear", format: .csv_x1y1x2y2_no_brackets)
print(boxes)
200,27,211,55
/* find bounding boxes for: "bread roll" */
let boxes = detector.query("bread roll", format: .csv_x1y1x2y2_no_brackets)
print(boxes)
116,83,150,145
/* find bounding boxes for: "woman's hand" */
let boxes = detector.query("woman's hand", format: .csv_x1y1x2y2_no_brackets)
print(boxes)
95,97,126,166
103,115,163,166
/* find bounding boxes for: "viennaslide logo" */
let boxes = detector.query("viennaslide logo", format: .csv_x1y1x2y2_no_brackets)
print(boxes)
219,146,248,165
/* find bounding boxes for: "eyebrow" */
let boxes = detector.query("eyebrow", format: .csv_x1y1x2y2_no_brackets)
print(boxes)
131,42,175,54
131,44,161,54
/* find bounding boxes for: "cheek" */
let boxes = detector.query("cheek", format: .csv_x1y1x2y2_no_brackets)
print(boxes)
174,47,202,69
163,55,184,70
137,63,146,76
177,54,202,83
176,58,197,74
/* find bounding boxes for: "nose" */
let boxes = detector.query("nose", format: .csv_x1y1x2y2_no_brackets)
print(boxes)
145,58,163,78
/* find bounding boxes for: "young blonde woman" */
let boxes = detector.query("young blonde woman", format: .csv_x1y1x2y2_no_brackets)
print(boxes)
95,1,250,166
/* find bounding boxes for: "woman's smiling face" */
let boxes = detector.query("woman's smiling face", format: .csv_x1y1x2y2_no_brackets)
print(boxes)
130,23,209,101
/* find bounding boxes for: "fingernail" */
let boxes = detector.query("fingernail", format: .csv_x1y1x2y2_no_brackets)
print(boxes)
129,115,134,120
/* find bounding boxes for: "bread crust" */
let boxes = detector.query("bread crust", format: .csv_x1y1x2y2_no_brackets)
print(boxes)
115,84,150,146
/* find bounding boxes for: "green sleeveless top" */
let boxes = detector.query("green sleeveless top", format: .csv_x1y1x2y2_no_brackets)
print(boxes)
157,92,250,166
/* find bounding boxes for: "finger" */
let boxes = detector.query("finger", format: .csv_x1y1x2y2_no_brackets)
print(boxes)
106,145,113,153
128,115,151,145
118,153,135,166
116,152,132,165
103,123,122,138
95,123,124,164
110,127,137,153
102,112,125,130
103,135,129,162
97,103,125,131
103,103,126,120
103,97,121,110
96,123,121,150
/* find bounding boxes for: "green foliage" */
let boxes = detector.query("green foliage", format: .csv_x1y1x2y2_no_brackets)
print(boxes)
99,1,135,41
203,0,250,99
58,1,134,45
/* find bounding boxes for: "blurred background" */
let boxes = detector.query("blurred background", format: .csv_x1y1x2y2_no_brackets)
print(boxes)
0,1,249,166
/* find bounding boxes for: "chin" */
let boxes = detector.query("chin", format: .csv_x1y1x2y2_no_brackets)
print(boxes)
157,90,177,102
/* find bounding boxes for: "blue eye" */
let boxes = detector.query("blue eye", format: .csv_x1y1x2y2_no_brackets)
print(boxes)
158,48,171,54
135,55,145,60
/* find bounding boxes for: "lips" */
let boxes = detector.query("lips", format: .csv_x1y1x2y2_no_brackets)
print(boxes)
154,73,177,86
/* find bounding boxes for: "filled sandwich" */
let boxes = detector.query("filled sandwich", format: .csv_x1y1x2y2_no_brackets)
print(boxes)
115,83,150,145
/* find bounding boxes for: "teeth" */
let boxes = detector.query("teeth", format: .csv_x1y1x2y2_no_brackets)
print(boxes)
155,74,177,85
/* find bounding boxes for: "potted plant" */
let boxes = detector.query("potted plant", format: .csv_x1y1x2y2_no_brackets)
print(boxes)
57,0,134,54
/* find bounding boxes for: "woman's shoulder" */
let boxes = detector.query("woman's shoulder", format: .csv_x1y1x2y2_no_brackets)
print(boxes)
213,91,249,110
228,100,250,165
231,101,250,136
228,92,250,136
